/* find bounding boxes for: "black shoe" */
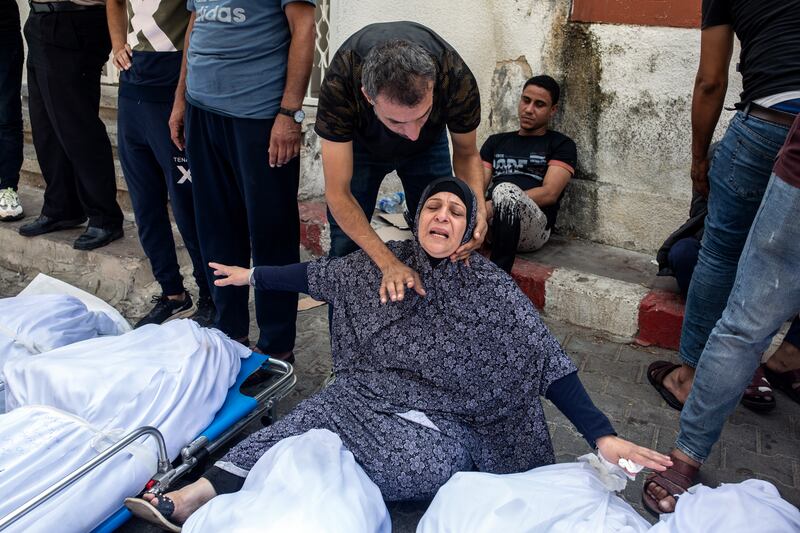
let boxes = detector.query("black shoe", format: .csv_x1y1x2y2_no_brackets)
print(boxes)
19,215,86,237
134,292,194,328
73,226,123,250
189,295,216,327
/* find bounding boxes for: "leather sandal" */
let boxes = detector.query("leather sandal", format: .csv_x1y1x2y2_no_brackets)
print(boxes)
642,453,699,516
647,361,684,411
740,365,776,412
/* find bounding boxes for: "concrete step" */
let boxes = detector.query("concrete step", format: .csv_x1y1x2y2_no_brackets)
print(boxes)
5,185,323,319
2,184,692,351
1,186,194,319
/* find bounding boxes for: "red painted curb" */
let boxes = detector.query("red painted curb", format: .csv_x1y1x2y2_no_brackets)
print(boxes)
636,289,685,350
299,201,327,256
511,258,555,311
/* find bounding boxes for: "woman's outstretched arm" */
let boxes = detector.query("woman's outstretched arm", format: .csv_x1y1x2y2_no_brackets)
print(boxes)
209,262,310,294
546,372,672,472
546,372,616,448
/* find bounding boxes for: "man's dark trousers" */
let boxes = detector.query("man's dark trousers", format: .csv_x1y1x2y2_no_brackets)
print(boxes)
118,96,210,299
24,10,123,229
185,102,299,353
0,26,23,190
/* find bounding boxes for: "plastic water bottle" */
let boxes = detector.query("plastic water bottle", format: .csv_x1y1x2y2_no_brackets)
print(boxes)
377,191,406,214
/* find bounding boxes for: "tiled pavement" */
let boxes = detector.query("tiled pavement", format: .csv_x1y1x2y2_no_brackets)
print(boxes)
2,267,798,531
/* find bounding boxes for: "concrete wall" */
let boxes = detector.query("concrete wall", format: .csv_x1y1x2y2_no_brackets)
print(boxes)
320,0,743,254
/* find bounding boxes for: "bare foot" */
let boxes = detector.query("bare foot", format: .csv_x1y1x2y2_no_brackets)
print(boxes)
143,478,217,524
645,449,700,513
662,365,696,405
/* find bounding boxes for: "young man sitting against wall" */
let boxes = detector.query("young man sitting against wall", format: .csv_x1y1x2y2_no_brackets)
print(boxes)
480,75,576,273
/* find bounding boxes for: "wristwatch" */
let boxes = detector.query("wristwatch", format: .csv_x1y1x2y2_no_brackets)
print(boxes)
278,107,305,124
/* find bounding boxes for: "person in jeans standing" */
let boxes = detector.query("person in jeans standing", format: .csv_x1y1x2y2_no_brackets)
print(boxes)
647,0,800,411
644,113,800,515
0,0,24,222
107,0,215,327
20,0,125,250
172,0,315,360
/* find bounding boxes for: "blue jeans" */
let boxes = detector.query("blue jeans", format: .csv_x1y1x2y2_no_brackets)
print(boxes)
677,174,800,463
680,113,790,367
328,130,452,257
0,28,23,190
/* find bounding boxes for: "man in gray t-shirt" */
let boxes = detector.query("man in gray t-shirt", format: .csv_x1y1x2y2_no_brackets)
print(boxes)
185,0,304,120
172,0,315,360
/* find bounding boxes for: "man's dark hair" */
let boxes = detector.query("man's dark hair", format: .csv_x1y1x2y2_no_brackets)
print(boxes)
523,75,560,105
361,40,437,106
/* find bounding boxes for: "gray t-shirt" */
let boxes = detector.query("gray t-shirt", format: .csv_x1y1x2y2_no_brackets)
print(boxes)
185,0,315,119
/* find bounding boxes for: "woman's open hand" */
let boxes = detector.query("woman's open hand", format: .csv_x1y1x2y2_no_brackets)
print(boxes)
209,262,251,287
596,435,672,474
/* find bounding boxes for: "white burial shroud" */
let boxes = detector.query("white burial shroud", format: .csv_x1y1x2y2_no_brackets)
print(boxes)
417,454,651,533
0,405,158,533
648,479,800,533
0,321,249,532
4,319,249,459
418,454,800,533
183,429,392,533
0,294,122,413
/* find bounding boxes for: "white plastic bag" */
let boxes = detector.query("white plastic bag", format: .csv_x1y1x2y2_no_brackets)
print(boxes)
0,293,122,413
17,273,131,334
649,479,800,533
417,454,650,533
4,320,248,458
0,405,157,533
0,294,119,361
183,429,392,533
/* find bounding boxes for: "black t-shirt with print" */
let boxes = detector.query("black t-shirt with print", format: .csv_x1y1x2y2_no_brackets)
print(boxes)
314,21,481,159
480,130,577,230
702,0,800,106
0,0,20,35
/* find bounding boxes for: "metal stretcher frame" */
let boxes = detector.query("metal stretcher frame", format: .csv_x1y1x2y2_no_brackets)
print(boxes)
0,353,295,532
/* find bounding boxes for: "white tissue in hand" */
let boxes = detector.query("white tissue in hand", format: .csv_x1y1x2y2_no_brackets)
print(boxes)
618,457,644,477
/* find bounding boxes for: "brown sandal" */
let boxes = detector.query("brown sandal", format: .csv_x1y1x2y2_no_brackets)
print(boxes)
642,453,699,516
763,364,800,405
741,365,776,412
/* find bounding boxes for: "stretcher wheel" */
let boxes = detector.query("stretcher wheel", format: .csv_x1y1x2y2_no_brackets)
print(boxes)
260,414,274,426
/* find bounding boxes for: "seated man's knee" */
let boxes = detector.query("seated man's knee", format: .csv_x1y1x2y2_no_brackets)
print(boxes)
491,183,526,224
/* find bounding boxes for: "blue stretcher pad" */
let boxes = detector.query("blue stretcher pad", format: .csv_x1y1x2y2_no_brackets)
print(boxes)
92,352,270,533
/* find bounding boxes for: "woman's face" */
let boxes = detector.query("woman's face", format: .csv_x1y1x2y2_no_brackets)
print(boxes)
418,192,468,258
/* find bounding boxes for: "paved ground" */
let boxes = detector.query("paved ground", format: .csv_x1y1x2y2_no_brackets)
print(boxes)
2,266,798,531
130,300,800,532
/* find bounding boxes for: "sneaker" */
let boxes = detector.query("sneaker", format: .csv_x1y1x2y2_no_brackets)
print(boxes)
0,188,24,221
134,292,194,328
189,295,216,327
